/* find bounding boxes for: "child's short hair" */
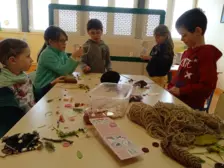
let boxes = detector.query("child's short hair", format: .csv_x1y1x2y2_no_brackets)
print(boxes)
175,8,207,35
0,39,28,65
87,19,103,31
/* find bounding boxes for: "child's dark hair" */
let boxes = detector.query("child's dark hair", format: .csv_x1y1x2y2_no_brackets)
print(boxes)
154,25,174,55
176,8,207,35
101,71,120,83
0,39,28,65
37,26,68,62
87,19,103,31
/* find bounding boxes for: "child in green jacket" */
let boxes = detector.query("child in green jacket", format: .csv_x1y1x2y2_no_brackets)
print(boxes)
34,26,82,91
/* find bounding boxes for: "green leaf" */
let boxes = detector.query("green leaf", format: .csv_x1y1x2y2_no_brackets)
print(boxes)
207,146,221,153
199,158,206,163
215,144,224,152
77,150,83,159
194,134,218,146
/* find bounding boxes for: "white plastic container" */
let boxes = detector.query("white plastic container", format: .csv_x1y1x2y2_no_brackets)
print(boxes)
88,83,133,117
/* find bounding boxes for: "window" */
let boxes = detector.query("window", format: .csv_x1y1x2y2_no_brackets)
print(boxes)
31,0,51,31
171,0,194,38
146,0,168,37
88,0,108,34
58,0,77,4
114,0,134,35
115,0,134,8
0,0,19,29
58,0,78,32
89,0,108,7
148,0,167,11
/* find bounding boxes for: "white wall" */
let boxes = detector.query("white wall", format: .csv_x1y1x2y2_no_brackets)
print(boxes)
197,0,224,89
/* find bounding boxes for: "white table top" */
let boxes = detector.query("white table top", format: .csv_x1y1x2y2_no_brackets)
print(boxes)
0,73,218,168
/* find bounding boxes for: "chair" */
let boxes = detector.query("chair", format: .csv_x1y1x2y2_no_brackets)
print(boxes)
28,71,36,83
202,90,215,113
214,92,224,119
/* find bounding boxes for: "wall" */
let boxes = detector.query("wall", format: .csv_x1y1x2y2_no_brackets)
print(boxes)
197,0,224,89
0,31,44,63
0,31,184,75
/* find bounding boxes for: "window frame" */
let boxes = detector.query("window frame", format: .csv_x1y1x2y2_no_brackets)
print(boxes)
29,0,52,32
29,0,80,32
86,0,109,7
0,0,21,32
145,0,197,40
171,0,196,39
86,0,109,35
112,0,138,37
1,0,197,39
85,0,138,37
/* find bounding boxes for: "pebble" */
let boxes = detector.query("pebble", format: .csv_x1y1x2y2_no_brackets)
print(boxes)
62,142,71,147
152,142,160,148
142,147,149,153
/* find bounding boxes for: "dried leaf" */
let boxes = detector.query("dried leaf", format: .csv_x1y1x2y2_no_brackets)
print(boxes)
47,99,54,103
44,142,55,152
207,146,221,153
194,134,218,146
199,158,206,163
215,144,224,152
77,150,83,159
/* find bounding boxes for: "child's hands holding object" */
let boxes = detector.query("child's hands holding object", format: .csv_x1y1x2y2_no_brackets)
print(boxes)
72,45,83,59
50,76,78,85
51,76,66,85
169,87,180,96
63,76,77,83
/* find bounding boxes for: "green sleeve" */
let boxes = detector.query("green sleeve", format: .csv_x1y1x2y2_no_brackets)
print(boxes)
0,106,25,138
41,53,79,76
0,87,19,108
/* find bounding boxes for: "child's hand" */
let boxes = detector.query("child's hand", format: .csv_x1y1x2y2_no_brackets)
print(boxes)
83,66,91,73
51,76,66,85
72,47,83,59
169,87,180,96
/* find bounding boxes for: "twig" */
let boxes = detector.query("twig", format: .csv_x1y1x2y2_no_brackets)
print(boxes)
42,138,73,144
45,111,52,117
46,96,61,103
38,125,46,129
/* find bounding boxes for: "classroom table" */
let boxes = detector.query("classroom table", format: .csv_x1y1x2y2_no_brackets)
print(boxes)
0,73,220,168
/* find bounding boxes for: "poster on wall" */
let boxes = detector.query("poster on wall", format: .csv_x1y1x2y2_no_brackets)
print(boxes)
221,5,224,23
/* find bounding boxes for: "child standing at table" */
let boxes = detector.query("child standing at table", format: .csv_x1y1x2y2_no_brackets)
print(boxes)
168,8,222,109
34,26,82,94
0,39,64,137
81,19,112,73
141,25,174,88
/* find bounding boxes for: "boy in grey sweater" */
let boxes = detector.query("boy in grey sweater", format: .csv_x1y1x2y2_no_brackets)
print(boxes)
81,19,112,73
